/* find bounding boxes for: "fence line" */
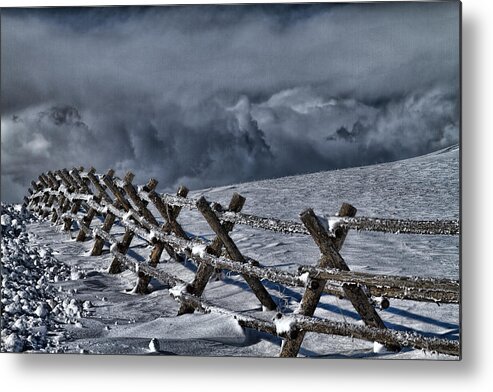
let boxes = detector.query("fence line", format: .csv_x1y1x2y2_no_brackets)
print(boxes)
56,211,460,356
45,193,460,304
31,173,460,237
25,167,460,357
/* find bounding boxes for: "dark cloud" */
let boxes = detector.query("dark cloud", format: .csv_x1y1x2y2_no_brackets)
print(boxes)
1,3,459,202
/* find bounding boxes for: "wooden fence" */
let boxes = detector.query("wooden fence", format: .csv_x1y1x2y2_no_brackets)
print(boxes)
24,167,460,357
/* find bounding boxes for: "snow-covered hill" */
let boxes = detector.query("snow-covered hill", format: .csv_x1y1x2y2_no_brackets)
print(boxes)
1,144,459,358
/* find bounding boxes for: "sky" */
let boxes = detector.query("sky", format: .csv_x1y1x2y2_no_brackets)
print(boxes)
1,2,460,202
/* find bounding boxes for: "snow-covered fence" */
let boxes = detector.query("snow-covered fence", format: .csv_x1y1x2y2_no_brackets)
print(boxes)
25,167,460,357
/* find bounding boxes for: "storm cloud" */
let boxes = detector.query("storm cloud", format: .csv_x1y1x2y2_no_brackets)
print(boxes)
1,3,460,202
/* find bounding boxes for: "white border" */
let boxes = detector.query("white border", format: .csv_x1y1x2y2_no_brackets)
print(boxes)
2,1,492,391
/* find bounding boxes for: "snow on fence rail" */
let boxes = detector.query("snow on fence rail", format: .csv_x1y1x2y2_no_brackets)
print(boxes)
25,167,460,357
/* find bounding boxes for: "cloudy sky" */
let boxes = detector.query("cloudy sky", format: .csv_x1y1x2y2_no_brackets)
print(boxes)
1,2,460,202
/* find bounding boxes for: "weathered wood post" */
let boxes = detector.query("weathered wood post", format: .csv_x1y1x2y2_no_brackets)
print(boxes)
63,167,97,239
76,167,114,243
48,172,66,223
87,167,114,203
90,169,120,256
146,186,190,262
29,180,42,213
178,193,245,315
107,172,157,274
133,186,189,294
75,170,100,241
57,169,85,232
195,195,277,311
279,204,400,357
70,167,92,195
42,172,61,219
62,168,80,191
37,174,49,190
53,169,76,226
35,174,53,215
28,182,39,210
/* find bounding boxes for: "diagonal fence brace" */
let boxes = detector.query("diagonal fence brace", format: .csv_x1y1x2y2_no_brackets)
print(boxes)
194,195,277,312
178,192,245,315
132,186,190,294
280,203,400,357
90,170,121,256
106,173,157,274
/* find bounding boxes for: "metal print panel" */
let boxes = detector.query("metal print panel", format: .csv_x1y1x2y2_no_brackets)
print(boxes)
0,2,460,359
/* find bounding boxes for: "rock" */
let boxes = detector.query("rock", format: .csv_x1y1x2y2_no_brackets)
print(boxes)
4,333,25,352
149,338,160,352
82,301,93,310
35,303,50,318
1,214,12,227
1,203,81,352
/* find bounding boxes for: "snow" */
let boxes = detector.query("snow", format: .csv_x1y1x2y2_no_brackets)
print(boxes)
148,338,160,352
328,217,343,232
34,303,50,318
274,315,296,335
169,284,188,299
1,203,86,353
373,341,391,354
191,244,207,258
2,145,459,358
1,214,12,227
4,333,25,352
148,230,159,242
299,272,310,284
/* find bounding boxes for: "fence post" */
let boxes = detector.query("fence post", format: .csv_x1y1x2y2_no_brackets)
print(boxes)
70,167,92,195
178,192,244,315
60,169,85,232
75,168,101,242
87,167,114,203
107,172,157,274
90,169,119,256
133,186,189,294
147,186,190,262
76,167,114,242
280,204,400,357
42,172,61,219
35,177,50,215
46,172,64,223
279,204,354,357
195,196,277,311
31,177,47,213
29,180,41,209
53,170,76,226
102,172,134,270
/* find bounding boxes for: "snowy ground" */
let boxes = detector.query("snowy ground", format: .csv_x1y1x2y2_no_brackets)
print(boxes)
1,145,459,358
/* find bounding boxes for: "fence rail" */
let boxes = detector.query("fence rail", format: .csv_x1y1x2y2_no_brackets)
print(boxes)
25,167,460,357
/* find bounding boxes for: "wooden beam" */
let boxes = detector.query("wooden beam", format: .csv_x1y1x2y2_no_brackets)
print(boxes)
280,204,400,357
195,196,277,311
178,192,244,314
86,167,113,203
90,170,120,256
107,174,157,274
133,186,189,294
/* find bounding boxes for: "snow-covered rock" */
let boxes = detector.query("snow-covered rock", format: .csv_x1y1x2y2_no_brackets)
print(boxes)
149,338,160,352
1,203,84,353
3,333,25,352
35,303,50,318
